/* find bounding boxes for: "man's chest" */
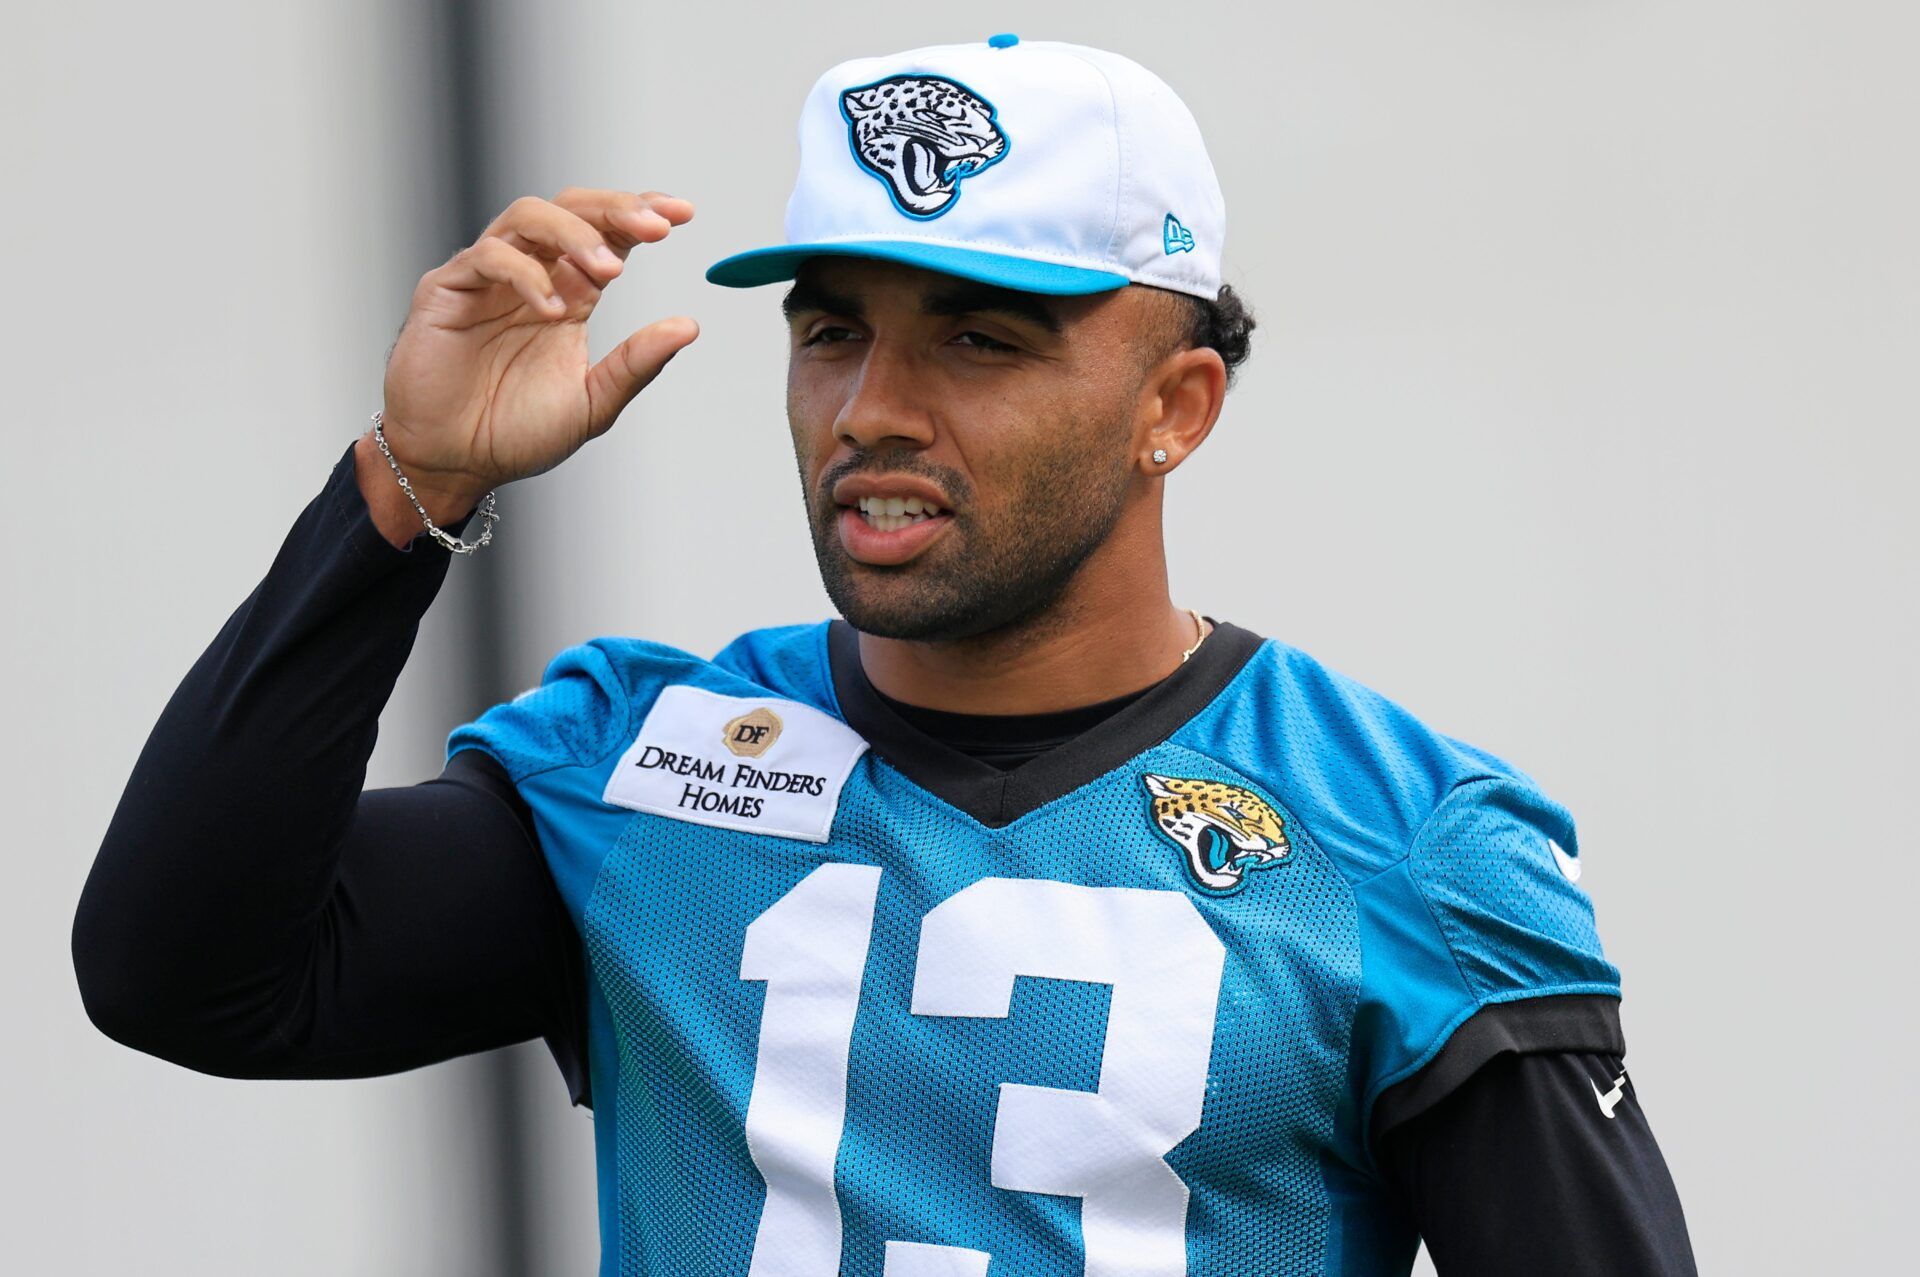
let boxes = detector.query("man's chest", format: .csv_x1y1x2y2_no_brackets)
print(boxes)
578,750,1366,1275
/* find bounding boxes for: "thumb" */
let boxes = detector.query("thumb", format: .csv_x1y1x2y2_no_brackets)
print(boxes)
584,315,700,437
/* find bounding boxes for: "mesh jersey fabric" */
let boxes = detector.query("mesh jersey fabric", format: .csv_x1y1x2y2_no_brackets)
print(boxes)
444,620,1618,1277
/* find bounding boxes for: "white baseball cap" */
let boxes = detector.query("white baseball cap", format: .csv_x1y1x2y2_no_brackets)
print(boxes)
704,33,1226,300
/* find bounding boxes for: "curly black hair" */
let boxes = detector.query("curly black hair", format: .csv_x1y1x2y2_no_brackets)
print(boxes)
1175,278,1251,378
1155,281,1257,388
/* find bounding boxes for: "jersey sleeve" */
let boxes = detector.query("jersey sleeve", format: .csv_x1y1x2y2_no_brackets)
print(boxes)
444,640,635,783
1350,774,1622,1146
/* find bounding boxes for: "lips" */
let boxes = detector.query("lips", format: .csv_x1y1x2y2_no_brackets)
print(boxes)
829,475,957,566
836,505,952,565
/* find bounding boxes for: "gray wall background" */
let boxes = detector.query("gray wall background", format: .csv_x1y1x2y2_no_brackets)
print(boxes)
6,2,1913,1272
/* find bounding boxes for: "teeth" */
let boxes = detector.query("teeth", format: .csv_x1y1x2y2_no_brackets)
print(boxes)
855,494,944,530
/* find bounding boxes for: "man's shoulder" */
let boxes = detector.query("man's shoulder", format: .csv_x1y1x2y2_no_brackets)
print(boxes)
1183,631,1618,1115
555,619,838,711
447,621,839,781
708,620,837,701
1174,628,1548,878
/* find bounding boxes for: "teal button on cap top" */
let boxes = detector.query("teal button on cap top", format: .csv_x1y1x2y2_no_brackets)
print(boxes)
987,32,1019,48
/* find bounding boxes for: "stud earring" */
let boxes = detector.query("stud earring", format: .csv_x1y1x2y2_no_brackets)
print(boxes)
1151,449,1169,464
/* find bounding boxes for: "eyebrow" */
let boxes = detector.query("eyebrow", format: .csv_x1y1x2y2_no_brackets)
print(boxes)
921,281,1064,334
781,276,1064,335
781,279,860,324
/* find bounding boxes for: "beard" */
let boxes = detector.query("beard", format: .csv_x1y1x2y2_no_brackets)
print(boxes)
805,428,1135,643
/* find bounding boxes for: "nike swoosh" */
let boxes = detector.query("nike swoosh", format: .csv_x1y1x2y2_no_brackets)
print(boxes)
1549,837,1582,883
1592,1072,1626,1119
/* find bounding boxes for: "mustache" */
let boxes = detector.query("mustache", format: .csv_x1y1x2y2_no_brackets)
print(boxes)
815,451,975,513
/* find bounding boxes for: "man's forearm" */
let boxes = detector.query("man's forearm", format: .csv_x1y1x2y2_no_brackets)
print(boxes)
71,438,478,1064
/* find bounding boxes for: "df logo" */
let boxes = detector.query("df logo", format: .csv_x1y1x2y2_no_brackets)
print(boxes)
722,707,784,758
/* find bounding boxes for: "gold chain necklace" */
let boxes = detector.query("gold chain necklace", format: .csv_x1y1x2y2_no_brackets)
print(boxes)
1180,607,1211,663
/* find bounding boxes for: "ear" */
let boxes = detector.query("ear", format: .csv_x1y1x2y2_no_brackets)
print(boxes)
841,89,882,121
1143,773,1179,800
1133,344,1227,475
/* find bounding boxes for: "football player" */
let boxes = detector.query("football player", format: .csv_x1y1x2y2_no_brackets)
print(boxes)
75,35,1695,1276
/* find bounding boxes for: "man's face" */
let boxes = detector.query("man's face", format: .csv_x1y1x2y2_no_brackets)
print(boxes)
783,257,1171,641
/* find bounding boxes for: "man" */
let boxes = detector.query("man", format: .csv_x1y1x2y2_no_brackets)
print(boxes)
73,34,1694,1276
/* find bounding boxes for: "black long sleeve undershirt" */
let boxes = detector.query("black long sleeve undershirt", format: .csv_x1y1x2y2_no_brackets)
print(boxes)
1378,1050,1696,1274
72,437,1694,1274
71,438,583,1090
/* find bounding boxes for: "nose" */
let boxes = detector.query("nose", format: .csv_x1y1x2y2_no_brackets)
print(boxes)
833,338,936,453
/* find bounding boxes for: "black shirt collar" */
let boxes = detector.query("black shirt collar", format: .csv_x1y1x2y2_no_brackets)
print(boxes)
873,680,1160,773
827,617,1266,828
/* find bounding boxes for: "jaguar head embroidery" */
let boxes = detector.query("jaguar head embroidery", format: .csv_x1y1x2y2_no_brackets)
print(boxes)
839,74,1009,219
1143,773,1294,894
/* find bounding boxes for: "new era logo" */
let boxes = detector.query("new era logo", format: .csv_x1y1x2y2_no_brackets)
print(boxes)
1163,212,1195,254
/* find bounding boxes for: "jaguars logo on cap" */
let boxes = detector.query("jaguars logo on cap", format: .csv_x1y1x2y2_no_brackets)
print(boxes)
839,74,1009,219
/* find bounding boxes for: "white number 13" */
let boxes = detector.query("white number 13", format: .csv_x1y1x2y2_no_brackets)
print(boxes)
740,864,1227,1277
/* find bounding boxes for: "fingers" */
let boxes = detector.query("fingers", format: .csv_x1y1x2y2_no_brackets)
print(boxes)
424,235,567,315
482,193,631,287
555,187,695,246
422,188,694,318
585,316,700,438
483,188,696,285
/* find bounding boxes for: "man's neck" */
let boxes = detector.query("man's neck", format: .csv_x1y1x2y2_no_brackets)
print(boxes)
853,520,1205,714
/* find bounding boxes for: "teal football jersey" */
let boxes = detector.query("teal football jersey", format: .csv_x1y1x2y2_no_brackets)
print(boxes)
445,618,1619,1277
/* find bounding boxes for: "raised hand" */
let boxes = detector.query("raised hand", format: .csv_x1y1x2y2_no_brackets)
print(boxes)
358,187,698,545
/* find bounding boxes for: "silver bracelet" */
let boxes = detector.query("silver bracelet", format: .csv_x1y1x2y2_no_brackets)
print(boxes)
369,410,498,554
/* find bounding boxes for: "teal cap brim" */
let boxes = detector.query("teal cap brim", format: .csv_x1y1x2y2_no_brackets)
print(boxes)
704,239,1130,295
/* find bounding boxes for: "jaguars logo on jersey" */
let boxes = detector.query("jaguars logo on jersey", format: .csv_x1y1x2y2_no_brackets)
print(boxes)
839,74,1009,219
1143,772,1294,894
